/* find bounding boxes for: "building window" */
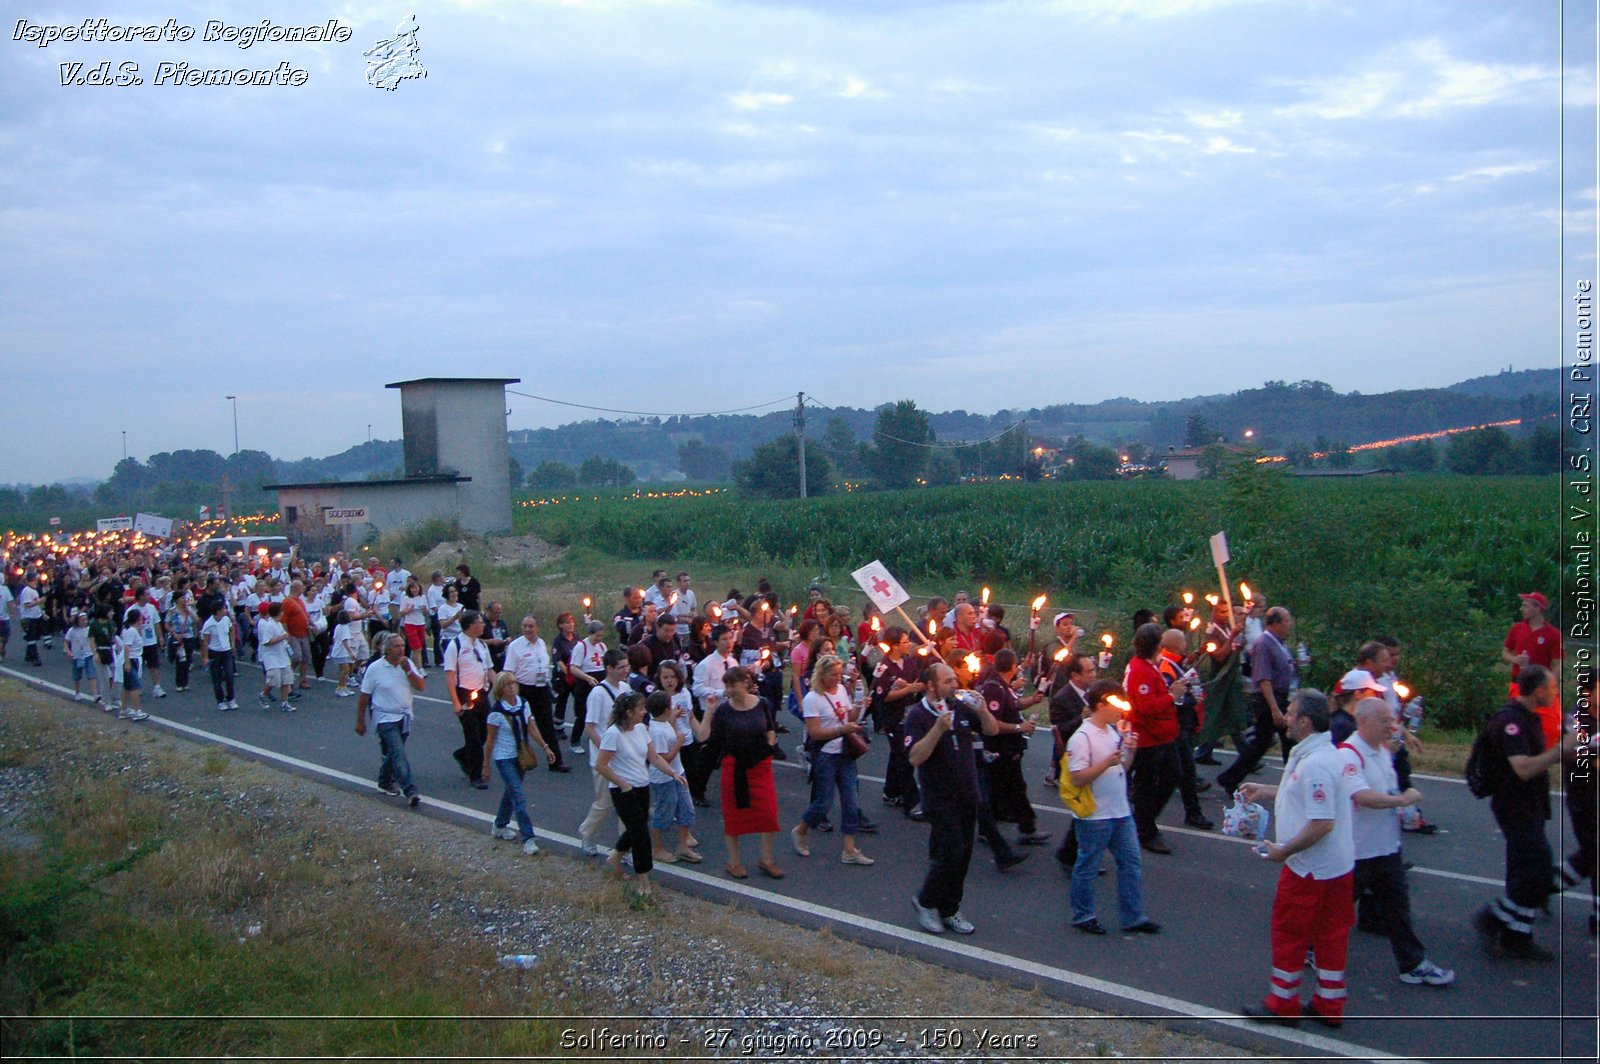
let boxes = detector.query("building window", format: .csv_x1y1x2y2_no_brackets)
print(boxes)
285,506,298,524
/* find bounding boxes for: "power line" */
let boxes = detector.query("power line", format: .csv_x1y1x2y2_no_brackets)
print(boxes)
504,388,794,419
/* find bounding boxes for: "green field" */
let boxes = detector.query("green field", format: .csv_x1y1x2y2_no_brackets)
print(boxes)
513,475,1565,730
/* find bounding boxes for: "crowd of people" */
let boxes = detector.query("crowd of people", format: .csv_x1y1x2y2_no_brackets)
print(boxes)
1,536,1593,1027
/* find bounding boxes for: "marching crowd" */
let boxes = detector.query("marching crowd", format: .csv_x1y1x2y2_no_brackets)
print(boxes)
1,538,1593,1027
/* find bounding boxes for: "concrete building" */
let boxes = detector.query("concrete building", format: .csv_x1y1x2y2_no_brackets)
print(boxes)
1162,443,1253,481
269,377,519,551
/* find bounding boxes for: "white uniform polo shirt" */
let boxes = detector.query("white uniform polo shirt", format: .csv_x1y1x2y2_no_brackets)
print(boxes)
1274,731,1356,881
1339,734,1403,861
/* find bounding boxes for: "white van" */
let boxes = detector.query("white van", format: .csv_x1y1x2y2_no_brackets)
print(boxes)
195,535,295,563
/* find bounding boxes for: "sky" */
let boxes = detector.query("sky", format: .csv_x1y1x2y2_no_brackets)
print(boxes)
1,0,1594,483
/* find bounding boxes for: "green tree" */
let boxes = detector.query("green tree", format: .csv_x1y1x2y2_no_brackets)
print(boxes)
868,400,932,489
733,435,834,498
1522,425,1560,473
578,456,636,487
820,416,862,476
1185,414,1219,448
527,461,578,489
1325,442,1353,470
1447,427,1518,475
508,456,524,490
1284,441,1313,468
927,449,962,486
1065,440,1122,480
1196,443,1230,479
677,438,731,481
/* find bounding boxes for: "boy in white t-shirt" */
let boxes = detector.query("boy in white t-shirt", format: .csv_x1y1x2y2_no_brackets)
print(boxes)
256,602,295,710
645,691,699,865
64,611,98,702
1065,679,1158,936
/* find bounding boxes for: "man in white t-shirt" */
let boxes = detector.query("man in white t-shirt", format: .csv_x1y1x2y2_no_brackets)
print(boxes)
1065,679,1158,936
577,649,630,856
133,586,166,698
1239,689,1359,1027
199,601,239,710
671,571,697,620
1340,697,1454,987
355,633,425,806
18,574,43,665
0,581,16,659
256,602,295,710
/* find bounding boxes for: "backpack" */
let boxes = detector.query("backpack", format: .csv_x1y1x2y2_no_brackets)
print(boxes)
1464,718,1506,799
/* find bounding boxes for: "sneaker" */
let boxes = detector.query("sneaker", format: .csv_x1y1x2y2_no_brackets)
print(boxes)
334,688,354,698
175,686,187,693
570,743,585,755
227,700,240,710
259,694,273,707
581,841,603,858
153,685,166,698
815,817,833,833
218,701,230,711
378,782,402,796
1400,960,1456,986
912,895,945,934
840,850,875,866
279,702,296,713
522,838,540,855
492,825,519,841
93,695,104,704
407,793,421,809
790,826,810,857
942,911,976,935
123,710,149,722
856,816,879,834
74,692,87,702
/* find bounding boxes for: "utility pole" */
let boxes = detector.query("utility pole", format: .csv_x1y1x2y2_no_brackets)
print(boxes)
794,392,808,499
225,395,240,455
121,430,127,461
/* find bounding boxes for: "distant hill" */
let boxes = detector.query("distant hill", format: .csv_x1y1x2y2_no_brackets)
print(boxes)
1446,367,1560,400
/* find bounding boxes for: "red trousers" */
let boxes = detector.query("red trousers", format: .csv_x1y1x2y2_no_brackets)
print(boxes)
1265,866,1354,1020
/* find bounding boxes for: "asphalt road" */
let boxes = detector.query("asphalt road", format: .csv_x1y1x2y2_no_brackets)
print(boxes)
5,650,1595,1063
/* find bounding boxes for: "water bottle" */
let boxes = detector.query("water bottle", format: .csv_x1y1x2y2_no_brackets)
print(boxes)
1403,696,1423,733
498,954,538,969
852,677,865,711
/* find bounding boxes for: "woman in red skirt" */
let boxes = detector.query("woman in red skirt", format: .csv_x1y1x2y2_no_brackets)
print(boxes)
694,665,784,879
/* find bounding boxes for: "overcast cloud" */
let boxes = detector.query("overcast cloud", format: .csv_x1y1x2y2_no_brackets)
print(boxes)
1,0,1591,482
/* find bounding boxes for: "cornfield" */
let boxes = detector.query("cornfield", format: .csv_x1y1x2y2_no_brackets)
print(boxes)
517,476,1565,727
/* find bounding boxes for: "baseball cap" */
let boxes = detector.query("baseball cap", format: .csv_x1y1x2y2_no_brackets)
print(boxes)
1335,668,1385,695
1519,591,1549,611
1053,611,1076,626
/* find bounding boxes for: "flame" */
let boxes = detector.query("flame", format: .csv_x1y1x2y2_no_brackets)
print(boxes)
789,604,798,615
981,587,991,605
1189,617,1202,631
1393,682,1411,700
928,620,938,636
1239,582,1253,601
1107,695,1131,713
668,591,678,606
581,597,592,609
870,616,881,632
1053,647,1071,661
760,647,771,660
1101,633,1114,648
877,642,891,654
916,646,930,656
257,548,268,556
1182,591,1193,605
1205,641,1218,653
963,653,981,673
710,604,722,618
1031,594,1047,611
1205,593,1220,606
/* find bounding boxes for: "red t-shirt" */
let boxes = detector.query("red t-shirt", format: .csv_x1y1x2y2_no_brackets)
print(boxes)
1504,621,1562,678
1125,656,1178,747
280,596,310,639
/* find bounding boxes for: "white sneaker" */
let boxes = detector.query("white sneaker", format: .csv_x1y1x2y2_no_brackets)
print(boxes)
492,825,519,841
1400,959,1456,986
912,895,945,935
942,911,976,935
228,700,240,710
522,838,540,855
218,702,230,711
580,841,602,857
570,743,585,754
123,710,150,722
334,688,354,698
153,685,166,698
74,692,87,702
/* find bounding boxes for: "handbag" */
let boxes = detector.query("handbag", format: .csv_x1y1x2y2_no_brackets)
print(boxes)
1056,752,1096,818
516,740,540,771
842,728,871,761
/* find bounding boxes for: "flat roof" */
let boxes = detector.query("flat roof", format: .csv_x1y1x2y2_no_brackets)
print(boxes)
385,377,521,389
266,476,471,491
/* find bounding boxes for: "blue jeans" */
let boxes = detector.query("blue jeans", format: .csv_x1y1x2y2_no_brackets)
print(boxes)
1070,815,1147,928
494,758,535,842
802,750,861,835
376,720,416,798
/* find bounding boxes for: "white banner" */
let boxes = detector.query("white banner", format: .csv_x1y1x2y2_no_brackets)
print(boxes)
1209,531,1230,567
96,516,133,532
850,559,911,613
324,506,369,526
133,512,174,538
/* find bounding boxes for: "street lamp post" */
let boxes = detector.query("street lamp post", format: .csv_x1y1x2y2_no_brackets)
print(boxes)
225,395,240,455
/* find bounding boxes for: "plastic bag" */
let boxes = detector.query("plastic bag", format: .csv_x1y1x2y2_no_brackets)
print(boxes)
1223,790,1271,842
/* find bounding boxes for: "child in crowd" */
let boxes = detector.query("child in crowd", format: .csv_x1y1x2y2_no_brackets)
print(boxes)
645,691,700,864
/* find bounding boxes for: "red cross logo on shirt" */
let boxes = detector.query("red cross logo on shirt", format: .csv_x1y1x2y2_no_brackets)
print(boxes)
871,576,892,597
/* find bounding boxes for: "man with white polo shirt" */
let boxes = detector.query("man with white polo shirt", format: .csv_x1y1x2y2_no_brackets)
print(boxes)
443,610,495,790
1340,697,1454,987
1239,689,1359,1028
504,615,570,773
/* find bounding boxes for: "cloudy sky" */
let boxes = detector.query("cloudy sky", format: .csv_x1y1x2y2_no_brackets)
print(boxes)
1,0,1592,483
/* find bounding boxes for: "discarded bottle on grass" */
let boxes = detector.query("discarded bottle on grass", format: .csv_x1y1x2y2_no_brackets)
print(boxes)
497,954,538,969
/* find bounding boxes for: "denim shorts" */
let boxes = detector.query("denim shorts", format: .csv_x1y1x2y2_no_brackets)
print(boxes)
72,656,93,682
649,779,696,830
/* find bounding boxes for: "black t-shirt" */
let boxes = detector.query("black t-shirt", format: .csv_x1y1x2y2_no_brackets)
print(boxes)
903,697,980,814
1488,700,1551,821
978,677,1026,756
456,577,481,612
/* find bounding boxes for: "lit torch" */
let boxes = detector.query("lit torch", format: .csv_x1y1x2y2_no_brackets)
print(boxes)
1239,582,1254,605
1182,591,1193,605
1027,593,1047,657
1099,633,1114,670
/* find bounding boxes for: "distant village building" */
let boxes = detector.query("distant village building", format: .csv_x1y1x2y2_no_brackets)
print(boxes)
1161,443,1253,481
269,377,518,551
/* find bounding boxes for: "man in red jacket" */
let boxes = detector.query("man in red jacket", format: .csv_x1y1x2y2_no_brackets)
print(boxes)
1125,622,1192,854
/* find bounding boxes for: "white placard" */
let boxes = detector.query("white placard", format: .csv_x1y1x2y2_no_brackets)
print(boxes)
324,506,369,526
133,512,174,538
850,559,911,613
1209,531,1230,567
96,516,132,532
